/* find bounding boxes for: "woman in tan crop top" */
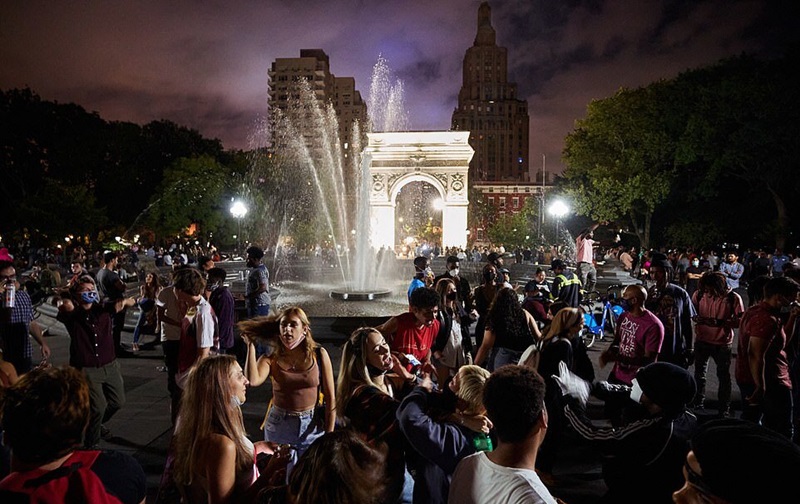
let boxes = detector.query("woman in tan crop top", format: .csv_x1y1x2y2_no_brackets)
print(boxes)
238,306,336,476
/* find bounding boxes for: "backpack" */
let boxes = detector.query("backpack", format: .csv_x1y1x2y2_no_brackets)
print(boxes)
0,450,122,503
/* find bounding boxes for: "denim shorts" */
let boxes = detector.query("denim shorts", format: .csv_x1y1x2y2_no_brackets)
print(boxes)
264,404,324,471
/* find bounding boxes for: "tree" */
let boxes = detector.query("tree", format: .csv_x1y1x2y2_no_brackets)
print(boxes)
562,82,683,250
673,54,800,250
146,155,231,240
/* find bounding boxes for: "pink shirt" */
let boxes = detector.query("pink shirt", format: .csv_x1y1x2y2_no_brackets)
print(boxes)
576,236,594,263
611,310,664,385
692,291,744,346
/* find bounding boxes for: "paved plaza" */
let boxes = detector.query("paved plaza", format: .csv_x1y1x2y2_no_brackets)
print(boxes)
31,259,738,503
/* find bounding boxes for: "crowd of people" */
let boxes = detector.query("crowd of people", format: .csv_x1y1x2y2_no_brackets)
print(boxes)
2,234,800,503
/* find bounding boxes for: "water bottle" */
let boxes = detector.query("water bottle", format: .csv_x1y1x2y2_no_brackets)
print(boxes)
3,282,14,308
473,432,493,452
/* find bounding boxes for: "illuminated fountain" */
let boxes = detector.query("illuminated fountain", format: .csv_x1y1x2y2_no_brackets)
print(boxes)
243,56,472,310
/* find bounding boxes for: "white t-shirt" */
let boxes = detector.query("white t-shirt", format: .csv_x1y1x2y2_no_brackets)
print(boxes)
191,297,217,351
448,452,557,504
156,286,182,342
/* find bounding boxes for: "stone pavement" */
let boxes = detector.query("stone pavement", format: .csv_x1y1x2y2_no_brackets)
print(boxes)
30,262,736,504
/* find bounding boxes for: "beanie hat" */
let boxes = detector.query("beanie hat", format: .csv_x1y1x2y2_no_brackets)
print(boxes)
691,418,800,503
635,362,695,413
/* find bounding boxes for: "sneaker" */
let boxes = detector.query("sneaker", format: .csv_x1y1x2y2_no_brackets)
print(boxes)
116,347,136,358
100,425,112,440
131,343,140,352
718,408,732,418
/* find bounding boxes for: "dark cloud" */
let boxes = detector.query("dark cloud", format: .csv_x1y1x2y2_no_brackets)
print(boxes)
1,0,795,175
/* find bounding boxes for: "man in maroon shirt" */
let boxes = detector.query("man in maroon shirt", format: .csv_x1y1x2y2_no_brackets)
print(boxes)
736,276,800,439
57,275,136,448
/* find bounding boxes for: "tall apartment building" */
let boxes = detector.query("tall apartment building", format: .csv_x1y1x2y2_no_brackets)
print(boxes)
451,2,530,183
267,49,367,154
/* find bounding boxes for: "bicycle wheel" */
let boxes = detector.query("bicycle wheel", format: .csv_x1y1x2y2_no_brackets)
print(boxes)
580,305,598,348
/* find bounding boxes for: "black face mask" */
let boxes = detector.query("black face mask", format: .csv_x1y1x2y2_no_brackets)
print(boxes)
366,363,387,377
447,292,458,301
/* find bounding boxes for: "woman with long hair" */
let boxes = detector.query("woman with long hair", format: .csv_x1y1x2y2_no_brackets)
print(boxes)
238,306,335,474
132,271,162,352
534,307,593,482
691,271,744,417
172,354,287,503
259,429,388,504
432,277,476,386
471,263,500,350
474,286,541,370
336,327,417,504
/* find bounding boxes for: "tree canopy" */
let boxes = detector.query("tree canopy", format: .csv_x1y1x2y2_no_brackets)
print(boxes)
561,52,799,251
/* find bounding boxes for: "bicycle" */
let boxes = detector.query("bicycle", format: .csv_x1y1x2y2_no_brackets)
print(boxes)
580,283,625,348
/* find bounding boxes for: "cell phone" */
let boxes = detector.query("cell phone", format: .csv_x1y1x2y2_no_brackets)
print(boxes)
256,452,272,473
405,354,422,367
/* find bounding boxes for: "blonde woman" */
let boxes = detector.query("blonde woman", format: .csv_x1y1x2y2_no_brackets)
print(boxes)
238,307,335,474
536,307,594,482
336,327,417,504
172,354,287,503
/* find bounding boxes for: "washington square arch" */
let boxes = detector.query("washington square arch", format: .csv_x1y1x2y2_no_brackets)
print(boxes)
363,131,474,251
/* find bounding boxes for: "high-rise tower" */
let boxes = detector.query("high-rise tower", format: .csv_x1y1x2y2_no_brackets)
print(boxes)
452,2,530,182
268,49,367,154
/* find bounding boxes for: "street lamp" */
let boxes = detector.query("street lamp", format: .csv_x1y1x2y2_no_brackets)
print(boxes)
230,200,248,257
548,200,569,251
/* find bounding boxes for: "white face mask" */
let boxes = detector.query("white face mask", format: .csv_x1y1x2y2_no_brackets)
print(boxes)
231,395,244,407
449,268,459,277
630,378,644,404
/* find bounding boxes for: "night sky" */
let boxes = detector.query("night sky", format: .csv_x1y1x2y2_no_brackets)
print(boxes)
1,0,796,175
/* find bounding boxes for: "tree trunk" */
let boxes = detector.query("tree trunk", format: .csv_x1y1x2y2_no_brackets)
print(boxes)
766,185,788,251
630,210,650,251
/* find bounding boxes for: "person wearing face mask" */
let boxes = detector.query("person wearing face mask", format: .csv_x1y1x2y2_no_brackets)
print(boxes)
408,256,434,301
600,284,665,425
433,256,473,312
206,267,235,356
171,355,289,503
553,361,699,504
685,255,704,298
56,275,136,448
238,306,336,477
432,278,477,385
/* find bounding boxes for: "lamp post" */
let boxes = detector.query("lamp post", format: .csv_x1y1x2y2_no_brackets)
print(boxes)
548,200,569,253
230,200,248,258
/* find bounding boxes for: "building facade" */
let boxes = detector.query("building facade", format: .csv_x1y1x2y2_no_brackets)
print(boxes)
268,49,367,153
452,2,530,183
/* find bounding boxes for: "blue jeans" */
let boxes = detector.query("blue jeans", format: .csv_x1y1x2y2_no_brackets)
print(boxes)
264,404,324,478
491,347,523,371
247,304,270,318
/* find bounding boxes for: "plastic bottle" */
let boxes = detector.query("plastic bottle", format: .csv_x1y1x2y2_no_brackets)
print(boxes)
473,432,493,452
